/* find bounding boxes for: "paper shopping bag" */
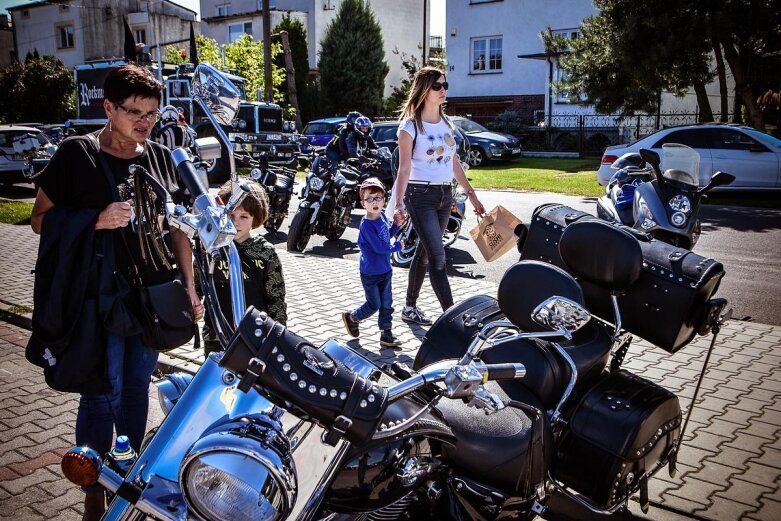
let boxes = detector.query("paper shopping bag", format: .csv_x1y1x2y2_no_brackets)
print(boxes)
470,205,523,262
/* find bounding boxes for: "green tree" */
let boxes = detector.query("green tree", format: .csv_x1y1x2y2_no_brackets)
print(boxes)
549,0,713,119
0,55,74,123
553,0,781,129
223,33,285,102
195,34,222,68
272,14,309,107
706,0,781,129
318,0,389,116
382,48,421,117
0,62,25,123
164,45,186,65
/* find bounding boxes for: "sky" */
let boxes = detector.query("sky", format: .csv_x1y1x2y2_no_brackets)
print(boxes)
1,0,446,34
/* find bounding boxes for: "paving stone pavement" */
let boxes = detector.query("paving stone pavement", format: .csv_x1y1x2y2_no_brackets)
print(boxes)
1,222,780,520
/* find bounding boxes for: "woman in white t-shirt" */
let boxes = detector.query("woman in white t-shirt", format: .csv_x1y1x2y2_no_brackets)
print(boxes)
394,66,485,325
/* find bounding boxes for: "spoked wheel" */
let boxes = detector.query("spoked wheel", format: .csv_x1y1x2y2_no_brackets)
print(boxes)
391,222,417,268
286,208,314,252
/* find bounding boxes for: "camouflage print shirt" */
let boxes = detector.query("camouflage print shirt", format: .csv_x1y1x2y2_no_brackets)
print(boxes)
212,233,288,325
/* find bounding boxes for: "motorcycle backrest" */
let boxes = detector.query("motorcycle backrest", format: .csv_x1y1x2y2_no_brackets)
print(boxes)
558,221,643,293
497,261,584,332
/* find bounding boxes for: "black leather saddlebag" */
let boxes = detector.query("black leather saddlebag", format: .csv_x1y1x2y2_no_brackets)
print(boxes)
221,307,387,446
520,203,725,353
413,295,612,410
519,203,595,269
552,369,681,510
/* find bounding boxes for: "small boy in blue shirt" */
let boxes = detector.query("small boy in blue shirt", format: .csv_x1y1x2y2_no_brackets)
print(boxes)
342,177,404,347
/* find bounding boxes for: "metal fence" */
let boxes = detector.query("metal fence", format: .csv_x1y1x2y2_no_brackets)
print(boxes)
489,112,728,156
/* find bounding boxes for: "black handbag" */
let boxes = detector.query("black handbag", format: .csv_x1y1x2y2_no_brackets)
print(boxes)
136,277,196,352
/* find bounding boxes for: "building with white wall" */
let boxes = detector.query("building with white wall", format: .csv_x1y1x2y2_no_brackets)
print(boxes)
9,0,197,70
445,0,734,128
200,0,430,98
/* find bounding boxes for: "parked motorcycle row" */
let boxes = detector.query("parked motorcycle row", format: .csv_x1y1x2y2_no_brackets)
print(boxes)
57,65,735,521
286,147,394,252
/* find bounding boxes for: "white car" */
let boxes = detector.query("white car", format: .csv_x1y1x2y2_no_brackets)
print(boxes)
597,124,781,191
0,125,56,185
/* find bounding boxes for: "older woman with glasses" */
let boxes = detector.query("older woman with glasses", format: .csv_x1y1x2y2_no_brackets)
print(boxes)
393,66,485,326
29,64,203,520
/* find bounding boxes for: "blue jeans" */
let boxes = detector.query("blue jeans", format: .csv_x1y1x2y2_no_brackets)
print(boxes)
353,270,394,330
404,183,453,311
75,333,158,491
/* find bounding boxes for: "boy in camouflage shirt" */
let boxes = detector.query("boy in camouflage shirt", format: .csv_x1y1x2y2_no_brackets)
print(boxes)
202,180,287,356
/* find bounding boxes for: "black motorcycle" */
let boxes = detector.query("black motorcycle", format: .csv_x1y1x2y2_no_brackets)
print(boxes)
286,155,362,252
248,153,296,234
59,64,733,521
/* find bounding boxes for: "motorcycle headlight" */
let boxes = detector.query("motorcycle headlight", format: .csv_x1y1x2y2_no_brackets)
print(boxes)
634,194,657,230
180,417,297,521
454,189,468,204
156,373,193,416
671,211,687,227
668,195,692,213
309,176,324,191
238,119,247,130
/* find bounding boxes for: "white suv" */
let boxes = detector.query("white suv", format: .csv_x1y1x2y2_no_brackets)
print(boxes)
597,124,781,191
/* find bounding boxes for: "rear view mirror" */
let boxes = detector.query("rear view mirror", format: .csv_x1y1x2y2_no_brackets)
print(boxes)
531,296,591,335
191,64,241,126
639,148,661,170
711,171,736,187
699,171,736,195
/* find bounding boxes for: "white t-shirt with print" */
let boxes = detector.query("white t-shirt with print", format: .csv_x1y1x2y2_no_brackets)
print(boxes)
397,117,458,184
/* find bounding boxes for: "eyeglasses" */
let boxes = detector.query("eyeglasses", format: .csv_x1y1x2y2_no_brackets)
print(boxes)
114,102,160,122
431,81,449,91
362,195,385,204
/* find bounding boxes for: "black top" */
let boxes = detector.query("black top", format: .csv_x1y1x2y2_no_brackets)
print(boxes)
37,133,185,285
211,234,287,325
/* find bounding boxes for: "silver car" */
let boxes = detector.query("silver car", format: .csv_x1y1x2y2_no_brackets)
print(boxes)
597,124,781,191
0,125,56,185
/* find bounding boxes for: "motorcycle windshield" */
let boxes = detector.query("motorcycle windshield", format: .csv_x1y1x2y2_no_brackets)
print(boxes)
661,143,699,187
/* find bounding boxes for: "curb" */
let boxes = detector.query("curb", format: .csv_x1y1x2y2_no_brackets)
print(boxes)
0,299,33,330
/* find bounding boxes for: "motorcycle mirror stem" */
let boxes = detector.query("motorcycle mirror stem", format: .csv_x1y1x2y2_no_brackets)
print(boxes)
697,171,736,196
639,148,662,180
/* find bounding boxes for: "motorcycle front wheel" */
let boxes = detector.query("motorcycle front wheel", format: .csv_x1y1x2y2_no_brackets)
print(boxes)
287,208,314,252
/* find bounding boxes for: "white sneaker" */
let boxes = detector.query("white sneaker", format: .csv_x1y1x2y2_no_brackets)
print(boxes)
401,306,432,326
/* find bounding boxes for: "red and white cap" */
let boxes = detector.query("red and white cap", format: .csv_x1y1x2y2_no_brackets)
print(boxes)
359,177,385,194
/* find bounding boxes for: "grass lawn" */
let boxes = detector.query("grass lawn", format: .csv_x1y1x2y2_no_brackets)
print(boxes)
0,198,33,225
467,157,603,196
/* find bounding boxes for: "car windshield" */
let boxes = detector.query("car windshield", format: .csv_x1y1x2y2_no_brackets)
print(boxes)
454,118,488,133
745,128,781,148
304,122,336,135
661,144,699,186
0,130,47,148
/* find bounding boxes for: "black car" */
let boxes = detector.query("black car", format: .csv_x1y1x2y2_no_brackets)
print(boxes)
450,116,522,167
371,120,470,163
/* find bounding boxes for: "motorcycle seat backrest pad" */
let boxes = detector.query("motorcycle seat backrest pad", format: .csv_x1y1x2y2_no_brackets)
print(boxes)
559,220,643,292
497,261,584,332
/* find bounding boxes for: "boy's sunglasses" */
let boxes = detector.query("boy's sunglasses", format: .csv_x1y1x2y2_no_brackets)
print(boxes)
431,81,449,91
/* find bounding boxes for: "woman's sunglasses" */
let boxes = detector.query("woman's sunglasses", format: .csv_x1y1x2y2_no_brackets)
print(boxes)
431,81,449,91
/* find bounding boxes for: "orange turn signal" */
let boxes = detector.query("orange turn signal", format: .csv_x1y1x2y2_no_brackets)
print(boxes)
61,448,102,486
